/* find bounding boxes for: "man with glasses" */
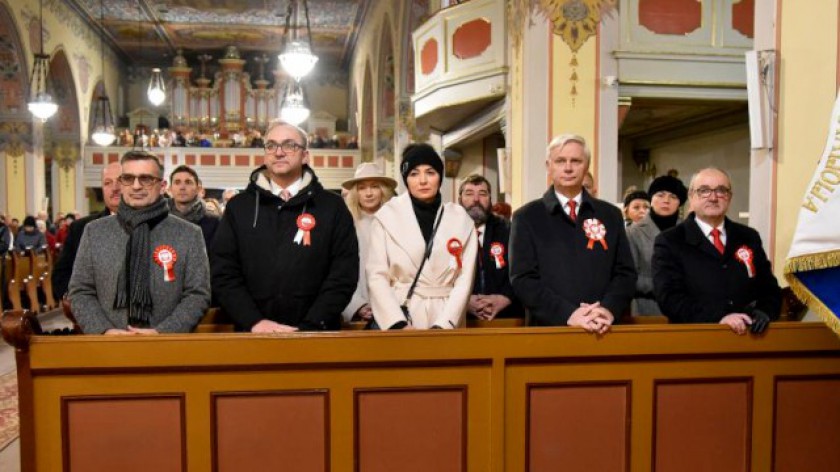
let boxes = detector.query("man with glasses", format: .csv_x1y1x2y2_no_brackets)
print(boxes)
211,119,358,333
69,151,210,334
652,167,781,334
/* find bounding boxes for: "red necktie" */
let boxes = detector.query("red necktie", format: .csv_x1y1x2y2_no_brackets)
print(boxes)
568,200,577,222
711,228,724,254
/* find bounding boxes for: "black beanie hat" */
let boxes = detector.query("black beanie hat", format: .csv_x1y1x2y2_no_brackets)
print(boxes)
23,215,37,228
648,175,688,205
623,190,649,208
400,143,444,185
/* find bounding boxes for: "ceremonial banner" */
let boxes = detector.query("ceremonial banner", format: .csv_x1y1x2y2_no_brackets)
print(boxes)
784,93,840,333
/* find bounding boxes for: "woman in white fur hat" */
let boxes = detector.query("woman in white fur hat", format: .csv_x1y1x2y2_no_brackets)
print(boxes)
341,163,397,323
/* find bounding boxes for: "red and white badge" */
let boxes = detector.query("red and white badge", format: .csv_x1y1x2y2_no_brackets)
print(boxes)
294,213,316,246
153,245,177,282
735,245,755,278
447,238,463,269
489,242,506,269
583,218,608,250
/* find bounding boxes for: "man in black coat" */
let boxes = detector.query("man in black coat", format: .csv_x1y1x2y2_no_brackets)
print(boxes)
458,174,521,320
510,134,636,333
211,120,359,332
653,167,781,334
52,162,122,300
167,165,220,249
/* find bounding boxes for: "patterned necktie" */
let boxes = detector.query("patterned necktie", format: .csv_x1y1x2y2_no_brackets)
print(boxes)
711,228,725,254
280,189,292,202
568,200,577,222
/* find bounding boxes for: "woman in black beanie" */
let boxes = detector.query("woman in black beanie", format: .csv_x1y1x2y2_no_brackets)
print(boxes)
367,143,477,330
626,175,688,315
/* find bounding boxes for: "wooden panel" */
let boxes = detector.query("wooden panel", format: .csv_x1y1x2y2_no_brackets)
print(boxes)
313,155,324,167
185,155,196,166
234,155,249,167
328,156,339,168
107,153,119,163
654,380,751,472
220,155,230,166
638,0,702,36
341,156,354,168
92,153,103,165
201,155,215,166
528,383,629,472
213,391,328,472
356,388,465,472
63,395,184,472
774,377,840,471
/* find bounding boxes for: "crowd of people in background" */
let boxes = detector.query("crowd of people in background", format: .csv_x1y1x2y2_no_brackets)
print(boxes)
114,127,360,150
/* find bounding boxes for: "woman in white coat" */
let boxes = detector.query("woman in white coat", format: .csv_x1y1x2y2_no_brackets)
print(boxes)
341,163,397,323
367,144,477,330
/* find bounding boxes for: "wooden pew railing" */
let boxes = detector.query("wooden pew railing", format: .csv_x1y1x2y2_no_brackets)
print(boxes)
3,310,840,472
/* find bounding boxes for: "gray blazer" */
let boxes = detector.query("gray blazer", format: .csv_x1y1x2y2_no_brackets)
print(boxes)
626,214,676,315
69,214,210,333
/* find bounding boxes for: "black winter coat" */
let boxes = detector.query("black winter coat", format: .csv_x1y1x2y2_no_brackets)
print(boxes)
473,215,522,318
211,165,359,331
510,188,637,325
652,213,781,323
52,208,111,300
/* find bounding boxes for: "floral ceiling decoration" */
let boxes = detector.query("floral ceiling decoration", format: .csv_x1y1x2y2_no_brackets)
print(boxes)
508,0,616,103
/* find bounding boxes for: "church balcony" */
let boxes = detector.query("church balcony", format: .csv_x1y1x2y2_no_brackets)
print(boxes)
411,0,508,130
83,146,361,191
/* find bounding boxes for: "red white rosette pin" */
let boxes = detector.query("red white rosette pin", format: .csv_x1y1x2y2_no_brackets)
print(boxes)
489,242,506,269
153,245,177,282
735,245,755,278
583,218,608,250
294,213,316,246
447,238,464,269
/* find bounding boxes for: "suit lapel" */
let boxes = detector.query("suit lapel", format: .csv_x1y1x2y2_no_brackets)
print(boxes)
376,193,427,269
685,215,723,260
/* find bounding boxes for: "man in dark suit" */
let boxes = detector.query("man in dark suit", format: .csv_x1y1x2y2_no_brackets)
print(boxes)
652,167,781,335
458,174,521,320
510,134,636,333
52,162,122,299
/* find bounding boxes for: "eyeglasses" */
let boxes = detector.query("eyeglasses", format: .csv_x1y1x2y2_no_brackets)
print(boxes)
693,186,731,199
117,174,161,187
265,140,306,154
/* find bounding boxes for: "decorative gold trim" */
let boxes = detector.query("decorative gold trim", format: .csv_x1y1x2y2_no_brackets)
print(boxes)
784,250,840,335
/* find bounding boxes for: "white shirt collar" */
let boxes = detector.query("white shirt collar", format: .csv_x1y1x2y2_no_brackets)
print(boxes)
476,223,486,244
269,177,303,198
555,191,582,214
695,217,726,240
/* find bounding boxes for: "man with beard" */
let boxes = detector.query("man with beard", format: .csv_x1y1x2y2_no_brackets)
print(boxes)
458,174,521,320
168,165,220,248
53,162,122,300
211,119,358,333
68,151,210,334
653,167,781,334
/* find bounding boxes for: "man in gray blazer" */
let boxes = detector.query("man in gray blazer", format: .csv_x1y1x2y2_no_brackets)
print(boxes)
69,151,210,334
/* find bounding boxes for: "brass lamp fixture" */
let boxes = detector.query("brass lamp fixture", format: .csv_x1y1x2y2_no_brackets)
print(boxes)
91,0,116,146
27,0,58,121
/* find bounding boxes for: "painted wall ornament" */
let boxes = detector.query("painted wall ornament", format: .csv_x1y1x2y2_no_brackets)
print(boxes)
509,0,616,103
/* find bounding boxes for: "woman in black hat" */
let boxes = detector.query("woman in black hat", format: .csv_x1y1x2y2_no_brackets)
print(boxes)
366,143,477,330
626,175,688,315
623,190,651,227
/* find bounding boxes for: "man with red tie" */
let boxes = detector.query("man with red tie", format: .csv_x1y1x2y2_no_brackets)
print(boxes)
652,167,781,334
510,134,636,333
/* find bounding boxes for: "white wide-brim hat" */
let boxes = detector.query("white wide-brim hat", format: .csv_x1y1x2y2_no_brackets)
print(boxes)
342,162,398,190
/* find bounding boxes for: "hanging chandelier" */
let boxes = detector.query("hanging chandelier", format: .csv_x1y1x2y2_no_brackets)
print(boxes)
28,0,58,121
278,0,318,82
280,81,310,125
148,68,166,106
91,0,115,146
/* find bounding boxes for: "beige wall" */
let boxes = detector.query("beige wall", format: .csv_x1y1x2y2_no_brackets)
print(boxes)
774,0,839,278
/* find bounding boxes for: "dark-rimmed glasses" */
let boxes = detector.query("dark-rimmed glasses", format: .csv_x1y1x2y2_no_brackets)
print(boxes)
694,186,731,199
117,174,161,187
265,140,306,154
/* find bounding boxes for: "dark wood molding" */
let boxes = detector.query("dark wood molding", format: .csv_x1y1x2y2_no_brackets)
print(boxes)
1,310,41,352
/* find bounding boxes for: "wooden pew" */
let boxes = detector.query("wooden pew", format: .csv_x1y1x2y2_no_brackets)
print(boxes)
7,250,39,313
4,312,840,472
29,246,56,310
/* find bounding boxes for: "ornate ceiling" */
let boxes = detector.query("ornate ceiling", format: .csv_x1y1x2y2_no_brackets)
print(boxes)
67,0,370,71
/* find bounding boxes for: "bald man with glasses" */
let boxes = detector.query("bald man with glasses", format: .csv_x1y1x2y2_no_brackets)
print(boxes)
652,167,781,335
69,150,210,334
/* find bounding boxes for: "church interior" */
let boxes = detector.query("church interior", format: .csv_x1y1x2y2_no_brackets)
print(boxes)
1,0,840,470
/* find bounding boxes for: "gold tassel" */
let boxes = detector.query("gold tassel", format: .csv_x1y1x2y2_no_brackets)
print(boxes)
786,275,840,335
784,250,840,274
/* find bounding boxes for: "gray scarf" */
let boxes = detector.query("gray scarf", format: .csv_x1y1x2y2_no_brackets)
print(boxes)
169,197,205,224
114,197,170,327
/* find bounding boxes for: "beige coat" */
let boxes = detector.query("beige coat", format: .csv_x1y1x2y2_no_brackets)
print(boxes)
367,193,477,329
342,213,374,321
